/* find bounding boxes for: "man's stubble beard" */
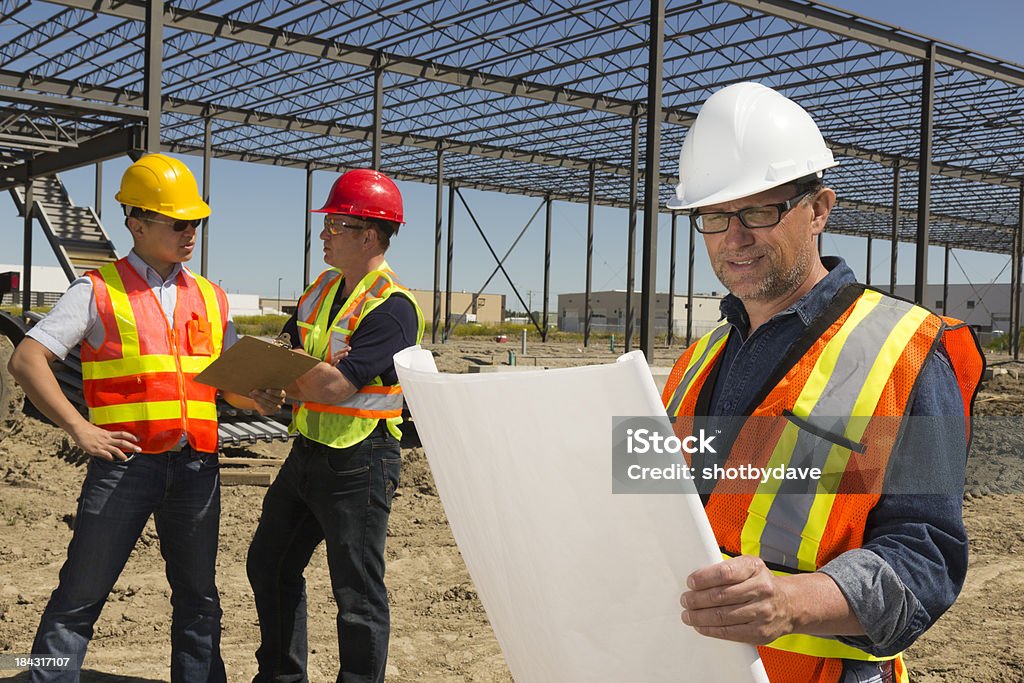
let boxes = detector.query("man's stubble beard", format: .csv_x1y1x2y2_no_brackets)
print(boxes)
714,241,813,303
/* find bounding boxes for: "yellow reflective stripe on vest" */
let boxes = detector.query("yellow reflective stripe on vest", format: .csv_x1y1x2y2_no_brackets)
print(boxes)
98,262,141,358
665,321,730,418
190,271,224,355
740,290,934,571
795,299,930,569
90,400,218,425
82,354,214,380
767,633,899,663
740,293,884,562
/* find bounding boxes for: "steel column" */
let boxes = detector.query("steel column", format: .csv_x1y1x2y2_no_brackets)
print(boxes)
542,194,552,342
1011,187,1019,358
372,65,383,170
585,163,595,347
143,0,162,152
667,213,677,346
94,162,102,219
915,43,937,305
1007,228,1015,358
445,182,455,341
890,162,900,293
639,0,665,360
21,177,33,316
201,116,211,277
865,236,872,286
942,244,950,316
626,115,639,351
432,148,443,343
303,166,312,288
686,219,696,347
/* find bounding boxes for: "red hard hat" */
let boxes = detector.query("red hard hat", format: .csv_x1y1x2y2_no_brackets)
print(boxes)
313,169,404,224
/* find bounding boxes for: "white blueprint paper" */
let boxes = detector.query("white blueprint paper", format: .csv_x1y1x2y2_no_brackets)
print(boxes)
394,347,768,683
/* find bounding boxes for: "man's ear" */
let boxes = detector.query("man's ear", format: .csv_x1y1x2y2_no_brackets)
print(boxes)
124,215,145,239
808,187,836,236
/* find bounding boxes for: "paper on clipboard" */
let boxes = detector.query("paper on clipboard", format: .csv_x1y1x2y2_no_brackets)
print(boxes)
194,335,320,395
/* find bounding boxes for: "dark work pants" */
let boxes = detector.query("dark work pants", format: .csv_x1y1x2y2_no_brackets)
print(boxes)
247,426,401,683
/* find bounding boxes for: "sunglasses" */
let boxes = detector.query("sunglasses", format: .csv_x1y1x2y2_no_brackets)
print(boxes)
143,216,202,232
323,215,371,235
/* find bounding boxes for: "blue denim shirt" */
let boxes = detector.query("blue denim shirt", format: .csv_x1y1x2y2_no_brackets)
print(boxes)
709,256,968,657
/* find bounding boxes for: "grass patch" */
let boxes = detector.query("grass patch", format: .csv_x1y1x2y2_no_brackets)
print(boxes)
233,313,289,337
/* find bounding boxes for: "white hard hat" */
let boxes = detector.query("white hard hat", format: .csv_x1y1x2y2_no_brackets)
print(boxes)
667,82,838,211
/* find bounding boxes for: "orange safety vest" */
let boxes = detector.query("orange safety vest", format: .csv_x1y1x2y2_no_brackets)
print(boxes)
662,285,983,683
292,263,424,448
81,258,228,454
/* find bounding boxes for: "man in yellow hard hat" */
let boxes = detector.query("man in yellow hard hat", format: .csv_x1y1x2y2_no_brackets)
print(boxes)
661,83,983,683
8,153,233,682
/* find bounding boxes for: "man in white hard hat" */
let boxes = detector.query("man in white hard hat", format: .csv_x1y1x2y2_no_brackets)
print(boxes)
661,83,984,682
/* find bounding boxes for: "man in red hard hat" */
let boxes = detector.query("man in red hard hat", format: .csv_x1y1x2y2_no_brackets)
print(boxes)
246,169,424,683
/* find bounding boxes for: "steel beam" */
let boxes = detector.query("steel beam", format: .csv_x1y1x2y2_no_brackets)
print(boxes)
94,162,102,219
1011,184,1019,360
372,65,383,170
626,115,639,352
432,147,443,343
22,177,33,316
890,163,900,293
445,182,455,341
687,219,696,347
543,195,552,342
0,126,145,191
915,43,936,305
48,0,692,125
585,163,595,348
0,71,660,183
668,212,677,346
304,166,313,289
639,0,665,361
143,0,162,152
942,244,950,316
865,236,872,286
727,0,1024,88
201,117,211,277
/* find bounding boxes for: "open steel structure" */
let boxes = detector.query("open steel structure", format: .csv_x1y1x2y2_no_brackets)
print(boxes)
3,0,1024,358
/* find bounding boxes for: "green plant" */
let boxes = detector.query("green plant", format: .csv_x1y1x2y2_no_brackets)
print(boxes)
233,313,290,337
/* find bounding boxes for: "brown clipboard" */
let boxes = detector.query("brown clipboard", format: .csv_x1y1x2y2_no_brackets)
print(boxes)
194,335,320,395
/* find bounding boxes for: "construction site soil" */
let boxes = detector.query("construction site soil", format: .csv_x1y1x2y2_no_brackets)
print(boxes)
1,340,1023,682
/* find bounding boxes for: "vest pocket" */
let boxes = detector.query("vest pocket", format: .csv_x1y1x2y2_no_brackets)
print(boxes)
186,318,214,356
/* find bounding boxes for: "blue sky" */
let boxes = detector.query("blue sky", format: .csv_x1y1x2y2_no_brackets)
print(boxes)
4,1,1022,310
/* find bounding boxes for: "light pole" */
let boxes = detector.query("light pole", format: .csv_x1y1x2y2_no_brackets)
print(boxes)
277,277,283,312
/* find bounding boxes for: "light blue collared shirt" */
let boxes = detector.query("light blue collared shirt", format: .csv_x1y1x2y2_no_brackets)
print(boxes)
27,250,236,358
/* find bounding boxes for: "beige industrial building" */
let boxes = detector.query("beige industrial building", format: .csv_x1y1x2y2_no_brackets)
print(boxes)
410,290,506,326
557,290,724,340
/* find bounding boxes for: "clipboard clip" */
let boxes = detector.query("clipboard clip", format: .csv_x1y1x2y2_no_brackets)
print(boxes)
272,332,293,349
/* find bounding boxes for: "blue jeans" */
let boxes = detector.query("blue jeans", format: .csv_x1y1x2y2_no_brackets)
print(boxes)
247,426,401,683
30,448,225,683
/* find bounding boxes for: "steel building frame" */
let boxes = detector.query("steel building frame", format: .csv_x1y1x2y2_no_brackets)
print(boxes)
2,0,1024,358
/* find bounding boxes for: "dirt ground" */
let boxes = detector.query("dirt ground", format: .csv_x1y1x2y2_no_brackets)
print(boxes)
1,341,1022,682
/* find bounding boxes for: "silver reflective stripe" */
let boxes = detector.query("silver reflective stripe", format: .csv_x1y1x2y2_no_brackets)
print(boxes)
330,391,404,412
666,322,730,418
758,296,918,568
297,271,341,323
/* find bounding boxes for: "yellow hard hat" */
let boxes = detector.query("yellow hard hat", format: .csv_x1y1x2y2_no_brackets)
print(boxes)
115,153,211,220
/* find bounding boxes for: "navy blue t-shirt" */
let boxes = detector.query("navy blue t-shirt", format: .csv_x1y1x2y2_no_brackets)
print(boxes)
282,284,418,388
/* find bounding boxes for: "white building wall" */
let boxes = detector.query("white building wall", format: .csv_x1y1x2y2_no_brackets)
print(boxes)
557,290,724,339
